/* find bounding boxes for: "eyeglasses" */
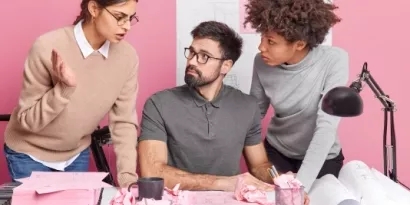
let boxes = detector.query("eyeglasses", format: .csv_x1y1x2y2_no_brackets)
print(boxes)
184,47,225,64
104,7,139,26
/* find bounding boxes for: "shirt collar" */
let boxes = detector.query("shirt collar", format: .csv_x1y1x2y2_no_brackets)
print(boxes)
188,85,226,108
74,20,110,59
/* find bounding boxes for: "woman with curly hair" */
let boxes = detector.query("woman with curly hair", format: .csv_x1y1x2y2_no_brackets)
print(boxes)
244,0,349,192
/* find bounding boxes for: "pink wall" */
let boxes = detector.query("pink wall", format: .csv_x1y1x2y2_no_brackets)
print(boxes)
332,0,410,186
1,0,409,187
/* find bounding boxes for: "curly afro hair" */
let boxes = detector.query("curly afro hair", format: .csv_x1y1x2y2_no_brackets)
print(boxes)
244,0,341,49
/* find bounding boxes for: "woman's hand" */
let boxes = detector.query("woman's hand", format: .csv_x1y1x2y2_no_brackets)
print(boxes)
304,192,310,205
51,49,76,87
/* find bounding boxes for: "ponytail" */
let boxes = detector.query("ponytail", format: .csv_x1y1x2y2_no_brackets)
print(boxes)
73,0,91,25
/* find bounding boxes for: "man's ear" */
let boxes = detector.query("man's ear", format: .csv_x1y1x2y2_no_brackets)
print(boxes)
220,60,233,75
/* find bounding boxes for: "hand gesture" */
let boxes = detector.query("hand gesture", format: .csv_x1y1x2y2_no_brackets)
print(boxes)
51,49,76,87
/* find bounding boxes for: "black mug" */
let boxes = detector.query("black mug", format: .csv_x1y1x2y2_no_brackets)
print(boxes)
128,177,164,200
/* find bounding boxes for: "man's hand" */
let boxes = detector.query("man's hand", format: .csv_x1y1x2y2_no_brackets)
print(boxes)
219,172,274,192
51,49,76,87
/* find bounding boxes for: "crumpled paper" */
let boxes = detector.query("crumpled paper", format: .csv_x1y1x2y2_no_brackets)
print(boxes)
164,183,180,196
110,188,136,205
234,175,275,205
109,184,178,205
273,174,302,188
110,174,304,205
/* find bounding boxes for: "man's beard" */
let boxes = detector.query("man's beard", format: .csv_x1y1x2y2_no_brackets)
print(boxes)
184,65,220,88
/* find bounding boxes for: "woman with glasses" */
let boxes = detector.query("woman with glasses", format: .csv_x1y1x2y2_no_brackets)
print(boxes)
3,0,140,188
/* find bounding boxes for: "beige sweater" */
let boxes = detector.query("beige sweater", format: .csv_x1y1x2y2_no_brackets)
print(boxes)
4,26,139,187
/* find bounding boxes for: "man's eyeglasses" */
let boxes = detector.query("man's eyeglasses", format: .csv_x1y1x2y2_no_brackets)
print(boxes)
184,48,225,64
104,8,139,26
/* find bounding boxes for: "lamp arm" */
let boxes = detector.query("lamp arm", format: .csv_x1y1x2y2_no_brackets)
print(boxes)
353,62,396,110
353,62,401,186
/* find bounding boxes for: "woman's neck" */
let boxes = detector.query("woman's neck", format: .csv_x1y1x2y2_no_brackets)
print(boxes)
82,22,106,50
286,48,310,65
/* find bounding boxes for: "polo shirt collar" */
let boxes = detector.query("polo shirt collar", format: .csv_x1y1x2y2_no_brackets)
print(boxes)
188,85,225,108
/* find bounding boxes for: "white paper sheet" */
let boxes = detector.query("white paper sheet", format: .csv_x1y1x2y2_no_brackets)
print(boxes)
371,168,410,204
338,160,402,205
309,174,359,205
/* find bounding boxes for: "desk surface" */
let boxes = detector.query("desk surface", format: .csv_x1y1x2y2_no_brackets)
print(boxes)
99,187,276,205
1,187,276,205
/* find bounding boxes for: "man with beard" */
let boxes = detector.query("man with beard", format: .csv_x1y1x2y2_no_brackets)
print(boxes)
137,21,274,192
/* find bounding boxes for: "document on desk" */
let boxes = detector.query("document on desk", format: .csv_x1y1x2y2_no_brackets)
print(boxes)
371,168,410,204
309,160,410,205
12,171,112,205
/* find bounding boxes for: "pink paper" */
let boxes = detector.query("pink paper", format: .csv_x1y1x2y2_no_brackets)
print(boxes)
239,0,256,34
273,174,302,188
234,176,274,205
110,185,176,205
12,171,112,205
111,183,266,205
110,188,136,205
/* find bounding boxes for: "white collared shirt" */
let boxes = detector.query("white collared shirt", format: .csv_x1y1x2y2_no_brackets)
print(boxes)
74,20,110,58
27,20,111,171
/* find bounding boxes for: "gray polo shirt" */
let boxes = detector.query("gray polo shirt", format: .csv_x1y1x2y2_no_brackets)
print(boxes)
138,85,262,176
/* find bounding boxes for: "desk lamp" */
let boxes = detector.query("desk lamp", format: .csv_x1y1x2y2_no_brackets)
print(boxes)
321,62,408,189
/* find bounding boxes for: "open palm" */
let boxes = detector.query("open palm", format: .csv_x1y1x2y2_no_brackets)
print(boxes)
51,49,76,87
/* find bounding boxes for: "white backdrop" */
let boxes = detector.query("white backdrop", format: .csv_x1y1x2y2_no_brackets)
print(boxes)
176,0,332,94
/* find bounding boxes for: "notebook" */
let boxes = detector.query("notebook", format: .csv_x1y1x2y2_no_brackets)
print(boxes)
309,160,410,205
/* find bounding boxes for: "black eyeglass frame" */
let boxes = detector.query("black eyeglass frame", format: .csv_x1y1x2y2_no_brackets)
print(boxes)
183,47,226,64
104,7,139,26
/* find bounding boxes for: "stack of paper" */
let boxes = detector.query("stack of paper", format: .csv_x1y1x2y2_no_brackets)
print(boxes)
309,160,410,205
11,172,112,205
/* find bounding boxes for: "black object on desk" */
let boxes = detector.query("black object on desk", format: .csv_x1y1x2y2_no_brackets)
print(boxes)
91,125,115,186
0,114,115,186
321,62,408,189
128,177,164,201
0,182,21,205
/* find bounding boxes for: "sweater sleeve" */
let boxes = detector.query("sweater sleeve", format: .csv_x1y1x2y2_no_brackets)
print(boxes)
296,49,349,192
250,54,271,118
16,38,76,132
109,55,139,188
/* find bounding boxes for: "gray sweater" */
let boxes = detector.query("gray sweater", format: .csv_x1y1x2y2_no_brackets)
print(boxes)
250,45,349,192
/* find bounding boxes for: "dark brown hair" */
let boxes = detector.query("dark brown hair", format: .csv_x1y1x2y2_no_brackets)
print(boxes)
73,0,137,25
191,21,243,64
244,0,341,48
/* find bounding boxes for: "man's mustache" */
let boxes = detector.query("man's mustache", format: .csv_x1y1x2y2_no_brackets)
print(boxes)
185,65,201,76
